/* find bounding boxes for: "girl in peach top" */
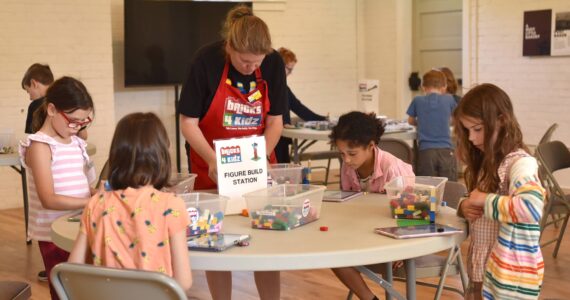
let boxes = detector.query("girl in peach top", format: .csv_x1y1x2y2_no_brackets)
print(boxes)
68,113,192,294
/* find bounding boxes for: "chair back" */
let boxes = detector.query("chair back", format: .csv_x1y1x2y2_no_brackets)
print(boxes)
442,181,467,210
95,160,109,189
378,138,413,164
535,141,570,203
536,141,570,174
51,263,187,300
538,123,559,146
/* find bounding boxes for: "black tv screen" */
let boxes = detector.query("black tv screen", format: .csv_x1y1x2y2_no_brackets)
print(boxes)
124,0,252,87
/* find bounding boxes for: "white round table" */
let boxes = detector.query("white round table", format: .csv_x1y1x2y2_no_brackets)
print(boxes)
52,193,466,299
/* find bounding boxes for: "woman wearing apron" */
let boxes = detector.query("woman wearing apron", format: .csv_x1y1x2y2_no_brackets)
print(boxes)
179,5,286,300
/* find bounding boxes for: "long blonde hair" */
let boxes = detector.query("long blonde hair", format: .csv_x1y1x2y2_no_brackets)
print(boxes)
223,5,272,54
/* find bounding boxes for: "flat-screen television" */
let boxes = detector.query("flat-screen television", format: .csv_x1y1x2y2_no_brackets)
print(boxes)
124,0,252,87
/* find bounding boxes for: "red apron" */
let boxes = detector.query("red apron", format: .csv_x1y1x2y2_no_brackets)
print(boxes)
190,62,276,190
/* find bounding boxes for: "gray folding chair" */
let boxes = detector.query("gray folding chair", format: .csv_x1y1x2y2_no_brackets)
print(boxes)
51,263,187,300
298,145,341,186
538,123,558,146
535,140,570,258
347,181,468,300
378,138,413,164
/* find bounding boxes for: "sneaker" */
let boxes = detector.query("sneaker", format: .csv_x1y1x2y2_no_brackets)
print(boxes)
37,270,48,282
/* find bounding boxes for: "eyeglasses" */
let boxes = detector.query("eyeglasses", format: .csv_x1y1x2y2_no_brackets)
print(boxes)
58,111,92,129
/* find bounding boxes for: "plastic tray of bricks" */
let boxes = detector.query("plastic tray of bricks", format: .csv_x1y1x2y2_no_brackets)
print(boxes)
385,176,447,222
178,193,228,236
244,184,326,230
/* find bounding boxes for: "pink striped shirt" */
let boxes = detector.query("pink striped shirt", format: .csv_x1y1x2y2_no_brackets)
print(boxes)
19,132,93,241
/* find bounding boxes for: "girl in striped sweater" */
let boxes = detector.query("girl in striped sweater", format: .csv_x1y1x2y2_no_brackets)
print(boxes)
19,76,95,300
454,83,545,300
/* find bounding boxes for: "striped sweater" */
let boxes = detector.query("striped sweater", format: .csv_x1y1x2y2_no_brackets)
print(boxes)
482,156,545,300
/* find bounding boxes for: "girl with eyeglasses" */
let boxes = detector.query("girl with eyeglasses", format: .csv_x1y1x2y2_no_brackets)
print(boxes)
19,76,95,300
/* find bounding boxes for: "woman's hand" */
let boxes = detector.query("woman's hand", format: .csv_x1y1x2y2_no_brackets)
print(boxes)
207,158,218,183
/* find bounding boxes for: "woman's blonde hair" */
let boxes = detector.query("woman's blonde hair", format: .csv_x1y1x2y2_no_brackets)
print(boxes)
223,5,272,54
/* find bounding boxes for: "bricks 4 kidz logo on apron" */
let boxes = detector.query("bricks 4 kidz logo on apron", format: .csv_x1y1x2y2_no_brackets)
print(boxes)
223,96,263,130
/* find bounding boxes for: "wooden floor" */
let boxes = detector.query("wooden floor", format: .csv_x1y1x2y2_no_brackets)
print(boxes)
1,172,568,299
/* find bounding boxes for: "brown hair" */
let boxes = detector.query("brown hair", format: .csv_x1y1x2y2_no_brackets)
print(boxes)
439,67,458,94
453,83,528,192
32,76,94,133
330,111,385,147
108,112,171,190
223,5,272,54
21,63,54,89
277,47,297,64
422,69,447,89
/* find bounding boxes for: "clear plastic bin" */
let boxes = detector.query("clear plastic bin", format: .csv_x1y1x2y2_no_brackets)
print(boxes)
385,176,448,222
268,163,303,184
178,193,228,236
0,128,14,153
243,184,326,230
163,173,197,194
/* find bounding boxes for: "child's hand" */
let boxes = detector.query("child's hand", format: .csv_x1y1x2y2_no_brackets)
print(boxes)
460,196,484,222
469,189,487,207
90,187,98,196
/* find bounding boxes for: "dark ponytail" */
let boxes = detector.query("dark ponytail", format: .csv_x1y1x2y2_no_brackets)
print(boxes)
33,76,94,131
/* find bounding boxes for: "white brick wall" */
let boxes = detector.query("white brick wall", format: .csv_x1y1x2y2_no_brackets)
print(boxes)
10,1,568,208
111,0,360,171
464,0,570,146
0,1,115,209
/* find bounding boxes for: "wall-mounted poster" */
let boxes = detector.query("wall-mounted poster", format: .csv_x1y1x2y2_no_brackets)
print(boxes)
523,9,552,56
551,11,570,56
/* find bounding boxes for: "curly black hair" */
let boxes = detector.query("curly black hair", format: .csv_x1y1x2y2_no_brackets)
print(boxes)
329,111,385,147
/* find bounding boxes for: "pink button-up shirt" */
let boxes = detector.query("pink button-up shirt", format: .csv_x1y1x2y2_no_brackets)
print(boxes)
341,146,414,193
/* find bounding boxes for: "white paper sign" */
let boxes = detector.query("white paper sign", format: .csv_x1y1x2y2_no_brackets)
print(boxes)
214,135,268,215
358,79,379,114
551,11,570,56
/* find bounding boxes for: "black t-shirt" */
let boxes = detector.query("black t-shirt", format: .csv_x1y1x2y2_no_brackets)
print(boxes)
178,41,287,119
25,97,45,134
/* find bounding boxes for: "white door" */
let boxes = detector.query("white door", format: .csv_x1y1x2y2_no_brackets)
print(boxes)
412,0,462,97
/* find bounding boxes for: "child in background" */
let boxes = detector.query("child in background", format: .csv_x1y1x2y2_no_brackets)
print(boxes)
454,83,545,299
407,69,457,181
439,67,461,104
21,63,53,134
21,64,88,139
68,112,193,294
329,111,414,300
19,76,96,299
